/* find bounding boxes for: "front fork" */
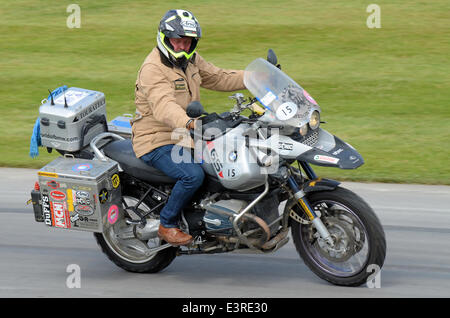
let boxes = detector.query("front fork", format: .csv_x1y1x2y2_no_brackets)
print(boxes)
287,165,334,247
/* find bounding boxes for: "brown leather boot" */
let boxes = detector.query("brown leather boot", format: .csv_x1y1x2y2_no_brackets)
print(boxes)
157,225,193,246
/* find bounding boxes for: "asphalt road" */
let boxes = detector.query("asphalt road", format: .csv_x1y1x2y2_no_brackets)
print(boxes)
0,167,449,298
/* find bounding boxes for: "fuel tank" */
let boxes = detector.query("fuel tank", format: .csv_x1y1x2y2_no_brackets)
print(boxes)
198,124,267,192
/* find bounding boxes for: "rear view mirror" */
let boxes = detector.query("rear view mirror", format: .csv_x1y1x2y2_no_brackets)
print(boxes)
267,49,278,66
267,49,281,69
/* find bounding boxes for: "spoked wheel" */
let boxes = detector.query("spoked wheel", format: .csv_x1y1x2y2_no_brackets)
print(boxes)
94,187,177,273
291,187,386,286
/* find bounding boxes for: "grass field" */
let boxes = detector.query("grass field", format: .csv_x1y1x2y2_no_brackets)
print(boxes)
0,0,449,184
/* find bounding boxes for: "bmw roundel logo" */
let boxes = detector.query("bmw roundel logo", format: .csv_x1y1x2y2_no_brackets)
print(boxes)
228,151,238,162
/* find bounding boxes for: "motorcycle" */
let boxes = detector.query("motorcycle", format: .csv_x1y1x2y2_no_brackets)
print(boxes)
31,50,386,286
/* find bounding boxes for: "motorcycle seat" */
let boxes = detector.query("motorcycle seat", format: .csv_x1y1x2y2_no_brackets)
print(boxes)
102,139,176,184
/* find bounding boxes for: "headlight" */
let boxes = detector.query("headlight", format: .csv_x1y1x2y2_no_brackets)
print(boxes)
309,111,320,130
299,124,308,136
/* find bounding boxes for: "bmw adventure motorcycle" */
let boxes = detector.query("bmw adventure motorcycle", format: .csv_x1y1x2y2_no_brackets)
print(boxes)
32,50,386,286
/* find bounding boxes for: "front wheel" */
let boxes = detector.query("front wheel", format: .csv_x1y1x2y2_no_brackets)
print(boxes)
290,186,386,286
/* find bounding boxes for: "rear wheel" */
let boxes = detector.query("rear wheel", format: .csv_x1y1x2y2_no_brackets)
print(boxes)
290,186,386,286
94,185,177,273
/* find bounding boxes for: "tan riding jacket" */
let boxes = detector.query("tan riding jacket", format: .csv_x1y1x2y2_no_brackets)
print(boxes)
132,47,246,158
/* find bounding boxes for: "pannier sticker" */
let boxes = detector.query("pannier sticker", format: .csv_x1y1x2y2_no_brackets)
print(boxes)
76,191,90,199
111,174,120,189
47,180,60,189
75,205,94,216
38,171,58,178
72,163,93,172
51,202,70,229
314,155,339,164
99,188,109,204
50,190,66,201
73,185,92,191
42,193,52,226
75,199,90,206
259,90,277,108
67,189,74,212
108,205,119,224
70,213,79,223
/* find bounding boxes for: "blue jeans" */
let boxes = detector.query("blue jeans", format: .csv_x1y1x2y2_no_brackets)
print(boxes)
140,144,205,228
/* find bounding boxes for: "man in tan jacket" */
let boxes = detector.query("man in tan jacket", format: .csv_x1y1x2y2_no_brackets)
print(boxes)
132,9,246,246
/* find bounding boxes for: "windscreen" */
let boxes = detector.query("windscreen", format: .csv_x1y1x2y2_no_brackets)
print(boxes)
244,58,320,127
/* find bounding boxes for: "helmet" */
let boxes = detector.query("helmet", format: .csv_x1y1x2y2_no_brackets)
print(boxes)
157,9,202,69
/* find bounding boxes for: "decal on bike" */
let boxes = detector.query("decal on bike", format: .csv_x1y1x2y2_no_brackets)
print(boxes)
278,141,293,151
38,171,58,178
314,155,339,164
303,89,318,105
207,142,224,179
258,89,277,110
228,151,238,162
107,205,119,224
50,202,71,229
99,188,109,204
50,190,66,201
42,193,52,226
74,204,94,216
47,180,60,189
225,168,239,180
74,191,91,205
66,189,74,212
276,102,297,120
72,163,93,172
111,174,120,189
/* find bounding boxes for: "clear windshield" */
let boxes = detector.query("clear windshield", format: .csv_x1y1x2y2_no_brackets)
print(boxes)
244,58,320,127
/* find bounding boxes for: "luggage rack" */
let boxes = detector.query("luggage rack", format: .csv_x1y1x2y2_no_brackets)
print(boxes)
89,132,125,162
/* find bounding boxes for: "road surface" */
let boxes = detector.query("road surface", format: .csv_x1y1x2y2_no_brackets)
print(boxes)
0,168,449,298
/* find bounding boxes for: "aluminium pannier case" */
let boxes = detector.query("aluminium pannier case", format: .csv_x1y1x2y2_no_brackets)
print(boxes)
39,87,108,152
37,156,123,233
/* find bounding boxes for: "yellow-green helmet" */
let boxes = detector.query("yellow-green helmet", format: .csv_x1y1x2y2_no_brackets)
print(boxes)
157,9,202,68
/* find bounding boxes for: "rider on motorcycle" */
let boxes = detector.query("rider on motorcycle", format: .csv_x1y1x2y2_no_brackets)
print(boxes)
132,9,246,246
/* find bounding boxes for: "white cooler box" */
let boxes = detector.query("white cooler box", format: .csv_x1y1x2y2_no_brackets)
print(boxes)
36,156,123,233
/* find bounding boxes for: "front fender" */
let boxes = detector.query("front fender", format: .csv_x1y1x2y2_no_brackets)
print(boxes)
302,177,341,193
297,129,364,169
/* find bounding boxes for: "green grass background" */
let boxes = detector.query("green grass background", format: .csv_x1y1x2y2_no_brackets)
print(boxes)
0,0,449,184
